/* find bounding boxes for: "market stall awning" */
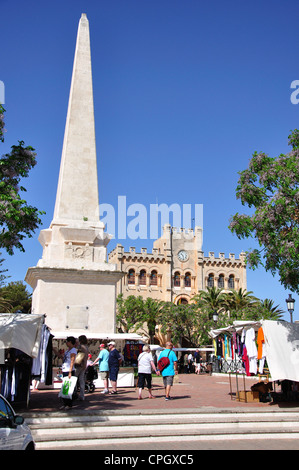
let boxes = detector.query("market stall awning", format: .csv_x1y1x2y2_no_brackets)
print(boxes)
149,345,214,352
52,330,145,341
261,319,299,382
209,321,261,338
209,319,299,382
0,313,45,358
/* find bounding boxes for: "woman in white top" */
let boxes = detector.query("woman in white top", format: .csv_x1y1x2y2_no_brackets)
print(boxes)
60,336,77,409
137,345,159,400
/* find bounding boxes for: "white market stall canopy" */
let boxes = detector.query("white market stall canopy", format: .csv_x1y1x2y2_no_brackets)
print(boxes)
52,330,145,341
209,319,299,383
261,320,299,382
0,313,45,358
209,320,262,339
149,345,214,352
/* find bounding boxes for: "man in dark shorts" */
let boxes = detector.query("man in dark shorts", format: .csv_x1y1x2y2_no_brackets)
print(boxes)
108,341,122,394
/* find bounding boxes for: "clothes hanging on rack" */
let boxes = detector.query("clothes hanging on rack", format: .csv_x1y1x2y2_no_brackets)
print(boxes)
257,327,266,374
31,325,53,386
216,337,223,356
242,345,250,376
212,332,244,375
241,327,257,375
0,349,32,403
31,324,53,385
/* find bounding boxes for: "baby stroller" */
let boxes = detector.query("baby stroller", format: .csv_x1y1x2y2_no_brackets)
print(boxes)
84,365,98,393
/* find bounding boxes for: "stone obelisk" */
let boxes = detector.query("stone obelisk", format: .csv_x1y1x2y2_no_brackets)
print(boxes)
25,14,124,335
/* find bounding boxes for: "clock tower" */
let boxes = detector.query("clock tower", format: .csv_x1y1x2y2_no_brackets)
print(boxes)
152,224,204,303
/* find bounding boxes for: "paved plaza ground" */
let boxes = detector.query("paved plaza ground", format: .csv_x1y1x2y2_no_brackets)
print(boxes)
16,372,295,413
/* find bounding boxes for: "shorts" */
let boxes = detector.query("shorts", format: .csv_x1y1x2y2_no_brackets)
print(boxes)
109,367,119,382
162,375,174,387
100,371,109,380
137,373,152,389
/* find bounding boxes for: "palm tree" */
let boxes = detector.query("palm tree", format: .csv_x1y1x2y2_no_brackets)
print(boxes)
224,288,259,319
259,298,284,320
193,287,227,315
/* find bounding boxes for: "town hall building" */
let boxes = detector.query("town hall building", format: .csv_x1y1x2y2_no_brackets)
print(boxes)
108,224,247,304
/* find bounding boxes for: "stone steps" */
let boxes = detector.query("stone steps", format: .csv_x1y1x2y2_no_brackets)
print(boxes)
23,409,299,450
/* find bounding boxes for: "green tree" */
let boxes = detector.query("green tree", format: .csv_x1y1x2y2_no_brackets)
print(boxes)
159,300,231,347
116,294,144,333
194,307,230,346
229,129,299,293
142,297,164,343
223,289,259,318
116,294,164,342
0,294,12,312
115,291,284,348
259,298,284,319
0,105,44,255
159,302,198,347
0,281,32,313
193,287,227,316
0,254,10,286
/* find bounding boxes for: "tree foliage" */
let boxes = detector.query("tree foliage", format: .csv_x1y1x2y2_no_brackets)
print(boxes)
159,302,201,347
0,105,44,255
116,294,165,343
0,255,10,286
116,294,144,333
0,281,32,313
192,287,227,315
229,129,299,293
222,288,259,318
116,289,284,347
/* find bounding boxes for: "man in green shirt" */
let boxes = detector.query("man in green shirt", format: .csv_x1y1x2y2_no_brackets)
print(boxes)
93,343,109,394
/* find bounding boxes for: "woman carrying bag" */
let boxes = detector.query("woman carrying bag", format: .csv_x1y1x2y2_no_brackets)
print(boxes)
59,336,77,410
75,335,89,401
137,345,159,400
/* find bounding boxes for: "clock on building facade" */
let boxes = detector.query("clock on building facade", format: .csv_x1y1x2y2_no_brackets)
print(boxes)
177,250,188,262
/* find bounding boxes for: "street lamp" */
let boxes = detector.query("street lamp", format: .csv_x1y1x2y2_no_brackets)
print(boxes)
212,310,218,323
286,294,295,323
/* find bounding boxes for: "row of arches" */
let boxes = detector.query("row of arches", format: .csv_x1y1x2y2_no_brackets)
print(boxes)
127,270,236,290
173,271,192,288
127,269,193,288
128,269,158,286
207,273,235,289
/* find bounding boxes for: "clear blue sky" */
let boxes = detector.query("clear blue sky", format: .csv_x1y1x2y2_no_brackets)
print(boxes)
1,0,299,319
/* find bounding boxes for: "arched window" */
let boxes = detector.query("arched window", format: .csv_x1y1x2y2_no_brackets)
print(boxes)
228,275,235,289
174,271,181,287
207,274,214,288
150,270,158,286
218,274,225,289
184,272,191,287
128,269,135,285
178,297,188,305
139,270,146,286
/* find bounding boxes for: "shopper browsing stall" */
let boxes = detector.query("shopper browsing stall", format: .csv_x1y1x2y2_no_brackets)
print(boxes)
93,343,110,394
60,336,77,409
108,341,122,394
137,345,159,400
158,342,178,401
